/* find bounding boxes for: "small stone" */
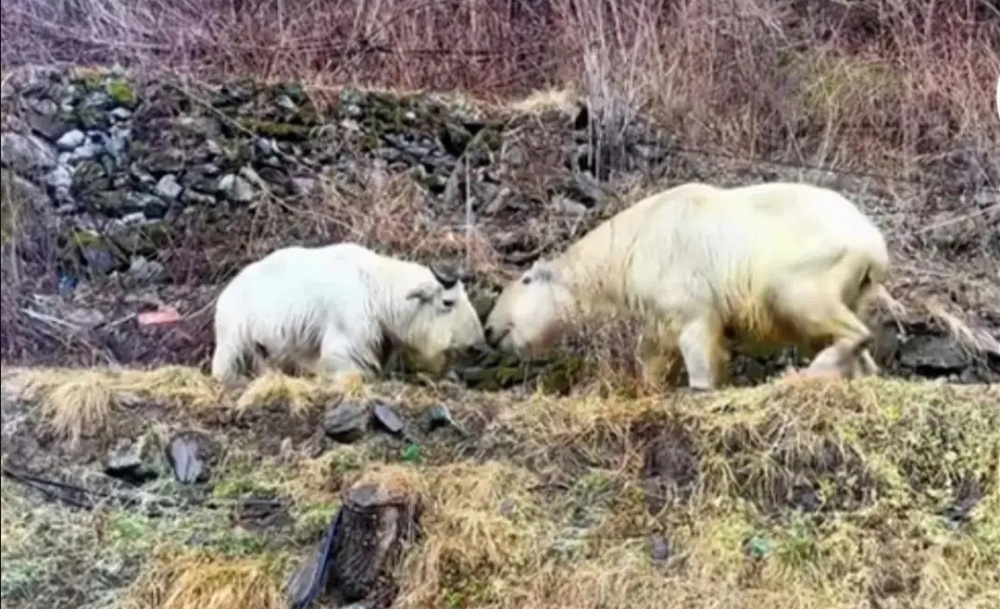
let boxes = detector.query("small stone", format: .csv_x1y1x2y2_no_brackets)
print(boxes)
82,247,119,275
106,434,161,485
166,431,208,484
290,177,317,196
499,498,516,517
56,129,87,150
204,139,223,156
649,534,671,562
155,174,183,199
898,334,969,375
69,139,103,160
180,189,217,206
110,107,133,120
127,256,168,286
140,196,170,220
218,174,254,203
44,165,73,190
372,402,405,435
230,176,254,202
323,402,369,443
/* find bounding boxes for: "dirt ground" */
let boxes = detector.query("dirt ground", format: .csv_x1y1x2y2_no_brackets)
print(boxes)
1,365,998,609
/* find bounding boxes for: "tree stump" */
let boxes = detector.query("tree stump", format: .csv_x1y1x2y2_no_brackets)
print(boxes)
328,476,423,607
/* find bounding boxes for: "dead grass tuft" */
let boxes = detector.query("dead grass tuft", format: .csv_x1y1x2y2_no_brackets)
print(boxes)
399,461,555,607
22,369,118,446
120,548,287,609
233,370,334,416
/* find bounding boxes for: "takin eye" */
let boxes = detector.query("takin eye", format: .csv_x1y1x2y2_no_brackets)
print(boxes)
442,298,456,309
521,275,532,285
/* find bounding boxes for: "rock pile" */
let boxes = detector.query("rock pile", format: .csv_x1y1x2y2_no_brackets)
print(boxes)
0,67,673,286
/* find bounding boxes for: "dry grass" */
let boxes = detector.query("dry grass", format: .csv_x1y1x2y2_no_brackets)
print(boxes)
2,365,999,608
119,549,288,609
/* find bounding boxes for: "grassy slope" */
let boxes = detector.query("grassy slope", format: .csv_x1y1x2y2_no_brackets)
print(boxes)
1,367,998,609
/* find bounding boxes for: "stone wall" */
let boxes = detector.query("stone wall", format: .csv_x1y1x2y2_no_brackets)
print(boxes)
1,66,995,384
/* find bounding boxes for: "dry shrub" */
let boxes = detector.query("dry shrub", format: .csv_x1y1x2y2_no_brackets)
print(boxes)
2,0,995,179
315,167,503,276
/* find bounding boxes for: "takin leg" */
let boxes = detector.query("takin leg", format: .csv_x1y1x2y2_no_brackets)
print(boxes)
787,299,875,378
210,336,247,385
800,337,880,379
636,320,683,390
677,314,729,391
315,331,376,391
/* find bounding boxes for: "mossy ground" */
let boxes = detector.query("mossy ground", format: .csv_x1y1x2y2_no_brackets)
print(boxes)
1,366,998,609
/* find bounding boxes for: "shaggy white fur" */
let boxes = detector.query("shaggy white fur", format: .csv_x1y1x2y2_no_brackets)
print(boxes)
210,242,485,384
483,181,892,390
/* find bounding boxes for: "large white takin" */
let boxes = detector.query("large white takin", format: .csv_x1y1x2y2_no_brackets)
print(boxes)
482,181,892,390
210,242,486,385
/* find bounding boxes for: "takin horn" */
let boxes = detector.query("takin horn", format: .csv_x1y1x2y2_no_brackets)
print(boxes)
430,265,459,289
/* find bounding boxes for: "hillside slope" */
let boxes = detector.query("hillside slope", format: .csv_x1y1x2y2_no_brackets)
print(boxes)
1,366,998,609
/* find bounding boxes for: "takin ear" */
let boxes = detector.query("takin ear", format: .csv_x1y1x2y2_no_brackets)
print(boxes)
406,281,441,303
532,263,557,283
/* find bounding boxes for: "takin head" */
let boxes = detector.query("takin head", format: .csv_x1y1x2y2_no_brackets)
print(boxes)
401,265,486,372
483,261,577,359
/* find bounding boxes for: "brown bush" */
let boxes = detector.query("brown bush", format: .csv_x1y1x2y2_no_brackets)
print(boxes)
2,0,997,178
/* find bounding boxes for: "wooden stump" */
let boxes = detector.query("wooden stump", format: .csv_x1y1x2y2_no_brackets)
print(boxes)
328,472,424,608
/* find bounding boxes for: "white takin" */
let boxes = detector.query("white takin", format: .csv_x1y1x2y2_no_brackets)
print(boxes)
210,242,486,384
483,181,892,390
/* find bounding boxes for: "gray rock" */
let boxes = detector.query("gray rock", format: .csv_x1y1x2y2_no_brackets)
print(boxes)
145,149,185,175
82,246,119,275
138,195,169,220
110,107,133,120
181,189,217,206
218,173,254,203
69,138,103,161
56,129,87,150
105,126,130,163
290,177,317,196
203,139,223,156
1,132,57,173
155,174,183,199
898,334,970,375
106,435,161,484
44,165,74,190
323,402,369,443
127,256,168,286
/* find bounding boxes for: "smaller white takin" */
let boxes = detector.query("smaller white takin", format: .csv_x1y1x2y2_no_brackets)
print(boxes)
483,181,892,390
210,242,486,385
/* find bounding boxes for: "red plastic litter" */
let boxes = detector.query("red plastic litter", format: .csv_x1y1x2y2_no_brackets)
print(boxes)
137,307,182,326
